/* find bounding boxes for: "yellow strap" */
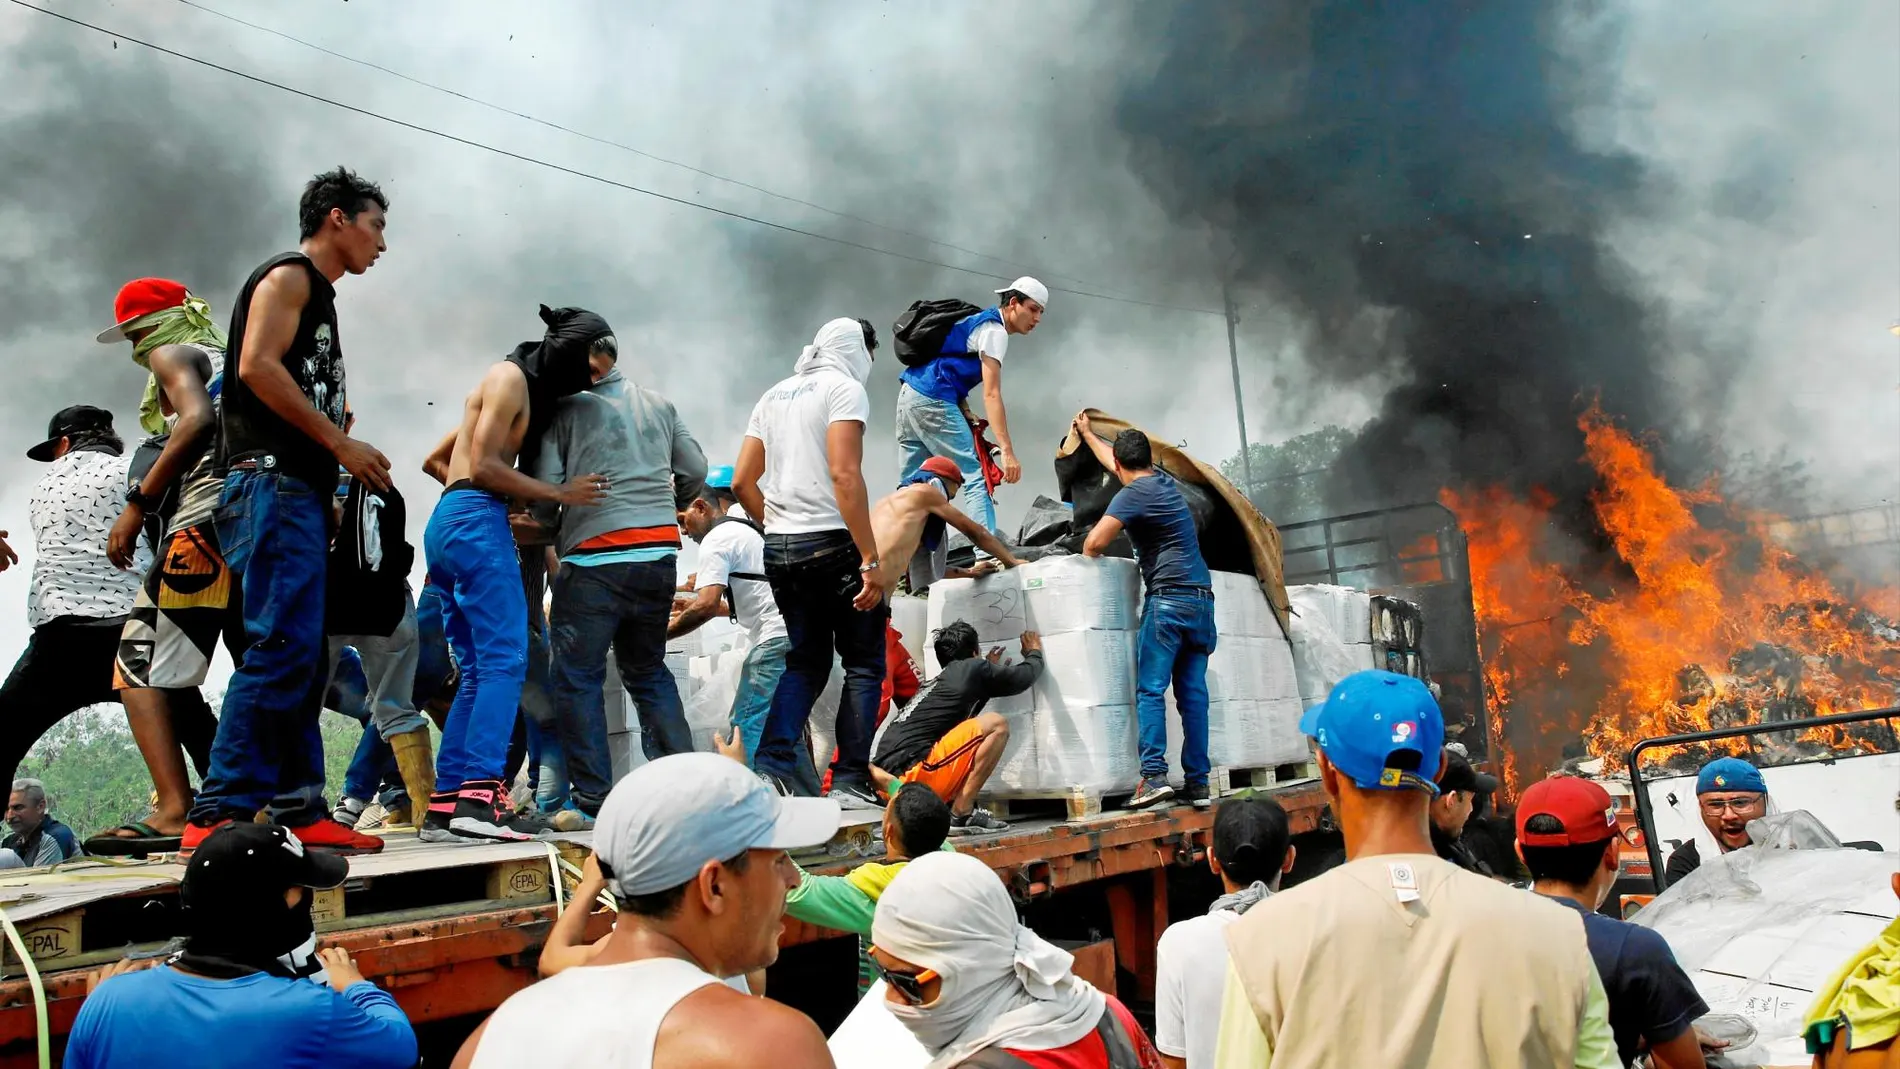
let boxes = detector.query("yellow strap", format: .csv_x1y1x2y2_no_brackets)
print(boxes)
0,905,51,1069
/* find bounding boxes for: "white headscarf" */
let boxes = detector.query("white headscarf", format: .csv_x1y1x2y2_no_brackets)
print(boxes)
871,852,1106,1069
794,317,874,385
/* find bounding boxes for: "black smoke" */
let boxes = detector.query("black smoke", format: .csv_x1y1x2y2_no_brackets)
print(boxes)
1116,0,1712,534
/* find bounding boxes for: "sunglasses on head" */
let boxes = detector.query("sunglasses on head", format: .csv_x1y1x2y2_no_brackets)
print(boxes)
868,946,938,1006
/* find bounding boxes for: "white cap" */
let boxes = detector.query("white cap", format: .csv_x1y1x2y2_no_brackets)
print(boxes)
594,752,839,897
995,276,1049,308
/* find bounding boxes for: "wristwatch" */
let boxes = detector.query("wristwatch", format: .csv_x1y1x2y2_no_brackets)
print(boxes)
125,482,160,510
859,557,881,574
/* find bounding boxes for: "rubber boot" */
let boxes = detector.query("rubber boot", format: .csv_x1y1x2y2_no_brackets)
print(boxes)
389,727,437,818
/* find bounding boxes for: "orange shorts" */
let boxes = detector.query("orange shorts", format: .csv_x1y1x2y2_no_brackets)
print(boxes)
898,718,987,802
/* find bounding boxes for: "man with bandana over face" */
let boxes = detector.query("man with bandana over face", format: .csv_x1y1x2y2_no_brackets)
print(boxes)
64,823,417,1068
419,305,610,842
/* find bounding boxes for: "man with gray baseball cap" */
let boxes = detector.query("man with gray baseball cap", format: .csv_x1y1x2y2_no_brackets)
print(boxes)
454,753,840,1069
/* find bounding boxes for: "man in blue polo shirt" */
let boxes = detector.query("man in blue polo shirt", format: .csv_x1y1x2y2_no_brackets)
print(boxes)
1075,416,1215,810
894,277,1046,536
1517,776,1715,1069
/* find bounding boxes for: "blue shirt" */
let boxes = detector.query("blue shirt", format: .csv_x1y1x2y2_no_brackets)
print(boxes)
898,306,1003,404
64,965,418,1069
1542,894,1708,1067
1105,472,1210,594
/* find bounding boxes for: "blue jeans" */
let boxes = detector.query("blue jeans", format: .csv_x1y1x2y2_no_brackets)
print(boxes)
425,489,528,789
895,382,998,536
190,471,331,825
517,554,564,811
732,635,791,771
550,557,688,814
758,531,887,793
1136,589,1217,786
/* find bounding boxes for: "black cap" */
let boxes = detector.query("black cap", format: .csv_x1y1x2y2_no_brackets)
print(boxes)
27,405,114,462
1437,749,1499,794
182,823,349,915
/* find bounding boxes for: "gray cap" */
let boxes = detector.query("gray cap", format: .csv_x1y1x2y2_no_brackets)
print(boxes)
596,753,840,897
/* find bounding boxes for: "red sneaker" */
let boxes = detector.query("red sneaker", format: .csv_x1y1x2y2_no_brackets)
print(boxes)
178,817,235,858
287,817,385,855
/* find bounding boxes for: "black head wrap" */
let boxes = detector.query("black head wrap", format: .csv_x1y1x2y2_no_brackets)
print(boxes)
508,303,615,471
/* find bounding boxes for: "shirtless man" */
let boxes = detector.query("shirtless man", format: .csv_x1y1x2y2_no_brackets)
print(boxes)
419,304,610,843
868,456,1023,604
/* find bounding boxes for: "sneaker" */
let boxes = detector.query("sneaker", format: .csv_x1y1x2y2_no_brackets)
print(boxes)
1182,783,1212,809
331,796,368,829
1127,776,1176,810
448,781,555,842
756,771,791,797
179,816,236,858
419,790,463,844
949,808,1010,836
828,780,885,811
287,817,385,855
550,809,595,833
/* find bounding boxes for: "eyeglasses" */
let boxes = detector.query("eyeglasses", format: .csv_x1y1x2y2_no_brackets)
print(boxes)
867,947,938,1006
1699,796,1764,814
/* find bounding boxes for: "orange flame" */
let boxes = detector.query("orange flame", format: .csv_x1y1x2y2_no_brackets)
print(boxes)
1446,406,1900,794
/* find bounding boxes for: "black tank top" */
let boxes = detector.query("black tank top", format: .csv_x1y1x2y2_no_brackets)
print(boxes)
220,251,348,495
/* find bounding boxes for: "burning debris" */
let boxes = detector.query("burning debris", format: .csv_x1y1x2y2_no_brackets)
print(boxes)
1448,407,1900,791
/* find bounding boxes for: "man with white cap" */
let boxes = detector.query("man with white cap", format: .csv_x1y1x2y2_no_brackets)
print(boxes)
895,277,1047,536
870,850,1162,1068
453,752,841,1069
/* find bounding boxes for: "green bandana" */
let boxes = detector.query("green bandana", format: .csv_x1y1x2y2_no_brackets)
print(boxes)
125,295,227,435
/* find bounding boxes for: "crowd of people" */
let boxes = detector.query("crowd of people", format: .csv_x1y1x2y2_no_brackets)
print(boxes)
7,166,1880,1068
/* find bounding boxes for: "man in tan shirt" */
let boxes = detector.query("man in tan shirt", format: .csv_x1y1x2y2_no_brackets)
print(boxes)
1213,670,1620,1069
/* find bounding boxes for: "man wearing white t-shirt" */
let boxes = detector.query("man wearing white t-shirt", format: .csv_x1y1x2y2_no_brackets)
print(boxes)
732,318,886,808
894,276,1046,536
1155,797,1294,1069
672,465,789,773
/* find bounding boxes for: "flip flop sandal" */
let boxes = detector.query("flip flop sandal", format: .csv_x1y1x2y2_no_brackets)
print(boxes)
83,822,184,858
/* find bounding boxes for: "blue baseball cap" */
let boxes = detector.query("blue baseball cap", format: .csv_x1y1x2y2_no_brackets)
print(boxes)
1696,756,1766,795
1300,670,1444,793
704,464,735,491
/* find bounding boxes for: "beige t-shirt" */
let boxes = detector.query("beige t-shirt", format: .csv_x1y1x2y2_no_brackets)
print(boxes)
1214,854,1620,1069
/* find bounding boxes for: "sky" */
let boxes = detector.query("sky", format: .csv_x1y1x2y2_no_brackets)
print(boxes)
0,0,1895,671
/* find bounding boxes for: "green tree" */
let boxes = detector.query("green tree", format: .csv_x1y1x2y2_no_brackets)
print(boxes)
1221,425,1352,523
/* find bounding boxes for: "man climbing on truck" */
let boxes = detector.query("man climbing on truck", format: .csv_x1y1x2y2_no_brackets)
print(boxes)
867,455,1023,602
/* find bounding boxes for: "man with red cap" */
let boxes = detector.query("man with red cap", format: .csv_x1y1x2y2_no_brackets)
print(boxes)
1517,776,1717,1069
88,278,236,855
866,455,1023,605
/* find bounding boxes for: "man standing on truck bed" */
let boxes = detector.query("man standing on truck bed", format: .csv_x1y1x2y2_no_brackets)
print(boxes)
895,277,1046,536
1074,415,1214,810
184,167,394,856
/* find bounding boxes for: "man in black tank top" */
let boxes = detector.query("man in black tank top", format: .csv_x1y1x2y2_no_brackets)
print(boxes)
183,168,395,857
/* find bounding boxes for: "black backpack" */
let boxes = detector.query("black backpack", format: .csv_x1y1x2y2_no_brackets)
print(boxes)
892,298,982,368
326,481,416,638
126,434,180,552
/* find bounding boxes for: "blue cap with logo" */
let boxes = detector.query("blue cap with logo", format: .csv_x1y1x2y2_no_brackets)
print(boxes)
1300,670,1444,793
1696,756,1765,795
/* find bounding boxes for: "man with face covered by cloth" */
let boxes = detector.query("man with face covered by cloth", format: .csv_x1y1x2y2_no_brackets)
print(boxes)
420,305,609,843
63,822,417,1069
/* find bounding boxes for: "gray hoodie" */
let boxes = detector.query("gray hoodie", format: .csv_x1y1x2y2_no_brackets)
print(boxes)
531,367,707,558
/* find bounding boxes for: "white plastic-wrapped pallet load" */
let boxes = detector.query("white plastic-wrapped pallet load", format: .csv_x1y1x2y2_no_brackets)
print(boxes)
924,557,1143,798
1287,584,1378,701
1165,572,1308,784
889,594,929,675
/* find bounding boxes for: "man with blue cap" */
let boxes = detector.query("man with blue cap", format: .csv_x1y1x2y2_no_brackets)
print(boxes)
673,465,789,773
454,753,839,1069
1211,671,1620,1069
1664,756,1769,885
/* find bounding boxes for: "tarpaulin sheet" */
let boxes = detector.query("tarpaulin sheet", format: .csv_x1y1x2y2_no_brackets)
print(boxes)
1055,409,1290,634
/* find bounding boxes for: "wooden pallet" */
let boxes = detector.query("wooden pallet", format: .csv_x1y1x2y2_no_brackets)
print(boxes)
984,788,1113,823
1211,760,1320,796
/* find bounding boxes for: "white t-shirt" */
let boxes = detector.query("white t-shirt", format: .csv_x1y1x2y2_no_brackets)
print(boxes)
743,369,871,534
27,449,148,628
1154,908,1240,1068
968,320,1009,361
471,957,745,1069
694,512,788,645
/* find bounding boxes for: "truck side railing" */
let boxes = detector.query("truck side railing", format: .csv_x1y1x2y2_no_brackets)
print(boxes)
1627,705,1900,892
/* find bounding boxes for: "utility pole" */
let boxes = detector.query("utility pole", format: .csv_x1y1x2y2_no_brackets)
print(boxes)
1224,280,1254,500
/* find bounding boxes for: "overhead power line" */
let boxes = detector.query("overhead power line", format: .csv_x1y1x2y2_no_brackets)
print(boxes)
4,0,1224,317
172,0,1130,299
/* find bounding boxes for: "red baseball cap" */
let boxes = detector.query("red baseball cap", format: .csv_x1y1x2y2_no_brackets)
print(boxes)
919,456,964,485
1515,776,1620,847
97,278,190,343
